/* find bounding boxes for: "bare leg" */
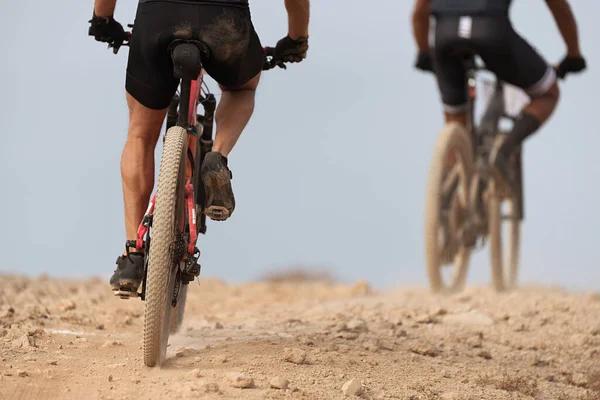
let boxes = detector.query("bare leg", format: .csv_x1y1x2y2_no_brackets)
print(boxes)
503,82,560,152
121,93,168,248
213,73,261,157
444,112,467,126
522,82,560,123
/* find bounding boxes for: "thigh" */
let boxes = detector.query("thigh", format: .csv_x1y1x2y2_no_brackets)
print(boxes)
474,18,554,97
432,17,468,114
125,2,185,110
198,6,264,88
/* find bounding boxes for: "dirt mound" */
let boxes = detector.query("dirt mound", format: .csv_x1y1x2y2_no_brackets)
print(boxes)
1,274,599,399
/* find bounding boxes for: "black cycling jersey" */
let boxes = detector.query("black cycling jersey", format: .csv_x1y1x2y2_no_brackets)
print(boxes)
430,0,512,16
140,0,249,5
195,0,248,4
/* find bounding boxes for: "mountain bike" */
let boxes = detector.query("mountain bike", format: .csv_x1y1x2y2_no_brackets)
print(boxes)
109,33,290,367
424,57,568,294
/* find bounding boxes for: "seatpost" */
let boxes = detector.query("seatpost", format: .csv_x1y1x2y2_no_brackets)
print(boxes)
178,80,191,129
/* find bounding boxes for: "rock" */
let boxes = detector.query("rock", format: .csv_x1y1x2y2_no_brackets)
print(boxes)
571,373,588,387
11,334,37,349
513,324,528,333
443,311,494,326
568,334,588,347
228,372,254,388
187,368,201,378
587,348,599,358
415,314,437,324
346,319,368,332
175,347,192,358
101,340,122,348
342,379,363,396
585,292,600,302
379,340,395,351
17,370,28,378
336,331,359,340
283,347,307,364
270,377,289,390
214,355,228,364
213,322,224,329
108,375,113,382
334,321,348,332
297,335,315,346
433,307,448,316
395,329,408,338
338,344,351,353
362,339,380,353
440,392,460,400
456,294,471,303
478,351,492,360
351,280,372,296
532,357,550,367
57,300,76,312
466,332,483,348
409,342,439,357
48,361,58,366
96,324,105,330
201,383,220,393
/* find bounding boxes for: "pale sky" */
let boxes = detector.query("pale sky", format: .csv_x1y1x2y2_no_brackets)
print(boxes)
1,1,598,290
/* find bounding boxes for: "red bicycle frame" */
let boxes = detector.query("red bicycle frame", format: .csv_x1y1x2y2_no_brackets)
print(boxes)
135,73,204,259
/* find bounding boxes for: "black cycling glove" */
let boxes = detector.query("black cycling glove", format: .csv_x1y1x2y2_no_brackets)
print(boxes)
274,35,309,63
415,50,434,73
88,13,126,50
556,55,587,79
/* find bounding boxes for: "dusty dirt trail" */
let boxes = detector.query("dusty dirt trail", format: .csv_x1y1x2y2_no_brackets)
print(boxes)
1,274,600,400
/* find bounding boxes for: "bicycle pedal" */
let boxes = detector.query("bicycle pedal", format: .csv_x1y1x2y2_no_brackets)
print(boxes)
113,289,139,300
205,206,230,221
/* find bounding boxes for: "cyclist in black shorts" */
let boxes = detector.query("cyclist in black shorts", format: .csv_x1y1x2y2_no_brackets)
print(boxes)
411,0,587,188
88,0,309,291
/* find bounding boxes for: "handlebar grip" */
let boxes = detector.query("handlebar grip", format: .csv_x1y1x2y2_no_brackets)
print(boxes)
264,47,275,57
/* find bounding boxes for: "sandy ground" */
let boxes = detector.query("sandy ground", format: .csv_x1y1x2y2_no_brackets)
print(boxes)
1,274,600,400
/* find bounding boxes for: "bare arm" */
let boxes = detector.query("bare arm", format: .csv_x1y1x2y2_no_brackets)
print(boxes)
94,0,117,17
412,0,430,52
285,0,310,39
545,0,581,56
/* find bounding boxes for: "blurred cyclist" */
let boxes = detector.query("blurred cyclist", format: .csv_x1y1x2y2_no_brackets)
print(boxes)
411,0,586,188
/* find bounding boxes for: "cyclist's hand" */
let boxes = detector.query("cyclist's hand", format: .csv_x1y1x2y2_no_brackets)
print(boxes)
274,35,309,63
415,50,434,73
556,55,587,78
88,13,126,50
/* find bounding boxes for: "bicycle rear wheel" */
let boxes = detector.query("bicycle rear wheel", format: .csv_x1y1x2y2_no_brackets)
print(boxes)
425,122,474,293
143,126,188,367
488,183,521,292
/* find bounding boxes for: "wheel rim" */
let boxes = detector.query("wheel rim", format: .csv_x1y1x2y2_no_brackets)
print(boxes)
432,146,472,292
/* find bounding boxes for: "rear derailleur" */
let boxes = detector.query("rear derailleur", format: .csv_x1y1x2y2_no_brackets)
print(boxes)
180,248,202,284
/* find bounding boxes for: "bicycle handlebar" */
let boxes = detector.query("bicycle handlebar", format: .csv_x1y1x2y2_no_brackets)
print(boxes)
262,47,288,71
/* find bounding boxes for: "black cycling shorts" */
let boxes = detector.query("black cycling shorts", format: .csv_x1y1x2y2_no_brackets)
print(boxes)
126,1,263,110
431,16,555,114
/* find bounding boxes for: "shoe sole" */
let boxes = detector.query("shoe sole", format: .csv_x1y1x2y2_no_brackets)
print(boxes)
111,280,140,299
202,170,234,221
